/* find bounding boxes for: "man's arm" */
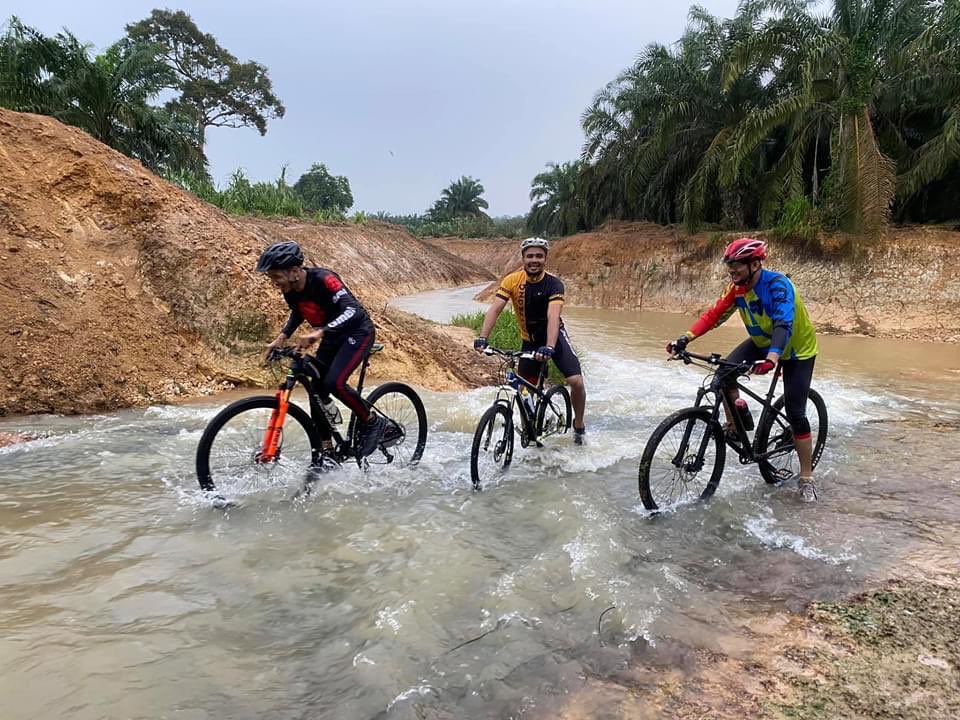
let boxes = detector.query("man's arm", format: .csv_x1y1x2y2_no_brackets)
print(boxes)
281,308,304,338
688,284,738,340
479,296,508,339
544,300,563,350
765,276,796,359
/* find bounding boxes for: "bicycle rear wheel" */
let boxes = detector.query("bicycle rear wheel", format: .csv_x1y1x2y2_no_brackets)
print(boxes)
638,408,725,512
195,396,322,492
363,382,428,467
470,402,514,490
536,384,572,437
754,388,828,484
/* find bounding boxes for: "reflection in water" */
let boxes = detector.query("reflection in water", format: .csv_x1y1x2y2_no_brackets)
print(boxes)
1,286,958,719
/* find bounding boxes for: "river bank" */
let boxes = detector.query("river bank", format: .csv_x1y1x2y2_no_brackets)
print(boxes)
427,221,960,343
0,109,498,417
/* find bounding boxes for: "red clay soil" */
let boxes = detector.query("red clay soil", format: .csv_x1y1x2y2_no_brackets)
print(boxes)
0,109,493,416
430,222,960,342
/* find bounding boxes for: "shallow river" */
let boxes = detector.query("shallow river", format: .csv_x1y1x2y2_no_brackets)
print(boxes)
2,284,958,719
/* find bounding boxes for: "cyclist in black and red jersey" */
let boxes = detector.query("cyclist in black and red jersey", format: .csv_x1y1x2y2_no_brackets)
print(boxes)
256,241,385,457
473,237,587,444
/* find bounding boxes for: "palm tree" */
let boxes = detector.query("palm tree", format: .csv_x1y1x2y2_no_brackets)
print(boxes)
720,0,937,236
579,6,768,228
0,18,203,174
428,175,489,220
527,161,585,236
891,1,960,211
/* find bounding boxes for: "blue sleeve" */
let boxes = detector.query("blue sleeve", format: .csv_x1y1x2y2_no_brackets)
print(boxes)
766,276,795,355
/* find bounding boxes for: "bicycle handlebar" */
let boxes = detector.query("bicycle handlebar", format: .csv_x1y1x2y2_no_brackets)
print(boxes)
670,348,753,375
483,346,538,361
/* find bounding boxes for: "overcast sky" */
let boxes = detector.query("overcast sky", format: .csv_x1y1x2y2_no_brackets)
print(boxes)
9,0,741,216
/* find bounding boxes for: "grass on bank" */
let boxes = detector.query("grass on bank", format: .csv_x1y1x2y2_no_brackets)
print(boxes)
451,310,565,385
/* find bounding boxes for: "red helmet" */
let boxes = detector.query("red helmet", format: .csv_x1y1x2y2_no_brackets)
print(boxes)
723,237,767,263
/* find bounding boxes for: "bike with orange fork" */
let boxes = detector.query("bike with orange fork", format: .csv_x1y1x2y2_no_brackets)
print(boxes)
195,344,427,494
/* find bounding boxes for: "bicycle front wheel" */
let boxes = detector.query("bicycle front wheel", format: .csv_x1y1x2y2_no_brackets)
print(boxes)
638,408,725,512
195,396,322,492
364,382,428,467
754,388,828,484
470,403,514,490
536,384,572,438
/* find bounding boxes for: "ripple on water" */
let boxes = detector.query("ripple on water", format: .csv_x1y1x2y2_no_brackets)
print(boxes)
2,304,958,719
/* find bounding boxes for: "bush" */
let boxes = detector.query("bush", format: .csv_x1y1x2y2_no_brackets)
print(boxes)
166,167,307,217
451,310,565,385
374,213,528,239
772,195,821,247
218,169,304,216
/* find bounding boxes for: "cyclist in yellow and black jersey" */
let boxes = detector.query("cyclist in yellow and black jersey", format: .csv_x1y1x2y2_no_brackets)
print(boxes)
473,238,587,444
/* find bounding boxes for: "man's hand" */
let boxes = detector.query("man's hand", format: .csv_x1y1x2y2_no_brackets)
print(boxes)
751,358,776,375
473,336,489,352
264,333,287,362
666,334,690,355
534,345,555,362
296,329,324,352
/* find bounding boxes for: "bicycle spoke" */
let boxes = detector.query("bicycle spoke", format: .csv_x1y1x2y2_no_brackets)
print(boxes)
204,406,313,489
471,405,513,489
641,412,721,510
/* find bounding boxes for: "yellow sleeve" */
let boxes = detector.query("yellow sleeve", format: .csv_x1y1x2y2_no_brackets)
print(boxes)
496,270,521,301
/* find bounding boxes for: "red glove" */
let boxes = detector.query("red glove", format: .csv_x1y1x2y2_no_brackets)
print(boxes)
751,358,776,375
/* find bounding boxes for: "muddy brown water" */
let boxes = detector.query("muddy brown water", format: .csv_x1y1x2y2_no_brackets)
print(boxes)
1,284,958,719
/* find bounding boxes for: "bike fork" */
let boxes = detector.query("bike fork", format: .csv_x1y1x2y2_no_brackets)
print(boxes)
672,393,716,471
258,388,291,463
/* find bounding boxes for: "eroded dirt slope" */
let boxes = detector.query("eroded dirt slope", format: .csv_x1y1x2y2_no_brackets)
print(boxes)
431,223,960,342
0,109,492,416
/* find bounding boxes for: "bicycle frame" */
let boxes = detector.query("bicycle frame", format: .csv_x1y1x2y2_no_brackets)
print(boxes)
264,347,375,466
675,351,787,469
484,347,550,447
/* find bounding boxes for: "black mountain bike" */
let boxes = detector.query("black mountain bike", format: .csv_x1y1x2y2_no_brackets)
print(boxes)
470,346,572,489
196,344,427,493
637,349,827,512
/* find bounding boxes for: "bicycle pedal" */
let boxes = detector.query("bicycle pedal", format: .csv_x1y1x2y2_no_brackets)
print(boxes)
772,467,795,483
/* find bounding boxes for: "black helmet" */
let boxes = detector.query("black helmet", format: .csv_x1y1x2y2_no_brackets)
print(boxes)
256,241,304,272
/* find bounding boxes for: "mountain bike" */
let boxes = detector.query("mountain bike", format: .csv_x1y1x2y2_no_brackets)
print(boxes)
637,349,827,512
195,344,427,494
470,346,572,489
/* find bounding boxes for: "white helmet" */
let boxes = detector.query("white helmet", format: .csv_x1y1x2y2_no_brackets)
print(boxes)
520,237,549,253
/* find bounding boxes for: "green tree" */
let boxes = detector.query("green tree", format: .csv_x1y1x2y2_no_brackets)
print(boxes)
527,161,586,236
720,0,938,236
890,1,960,210
0,17,201,174
293,163,353,213
125,9,285,147
428,175,489,220
579,5,767,229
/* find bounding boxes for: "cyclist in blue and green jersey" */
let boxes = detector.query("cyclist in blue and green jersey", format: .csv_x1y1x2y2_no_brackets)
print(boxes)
666,238,820,501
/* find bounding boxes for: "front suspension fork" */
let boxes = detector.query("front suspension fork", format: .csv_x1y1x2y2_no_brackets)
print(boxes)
258,386,292,463
671,389,717,471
